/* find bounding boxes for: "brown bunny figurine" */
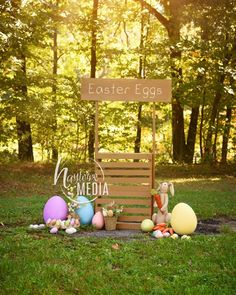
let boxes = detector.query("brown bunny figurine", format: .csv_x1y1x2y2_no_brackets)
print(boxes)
151,182,174,224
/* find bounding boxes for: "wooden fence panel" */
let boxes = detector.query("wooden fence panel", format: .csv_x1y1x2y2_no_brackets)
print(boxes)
95,152,153,229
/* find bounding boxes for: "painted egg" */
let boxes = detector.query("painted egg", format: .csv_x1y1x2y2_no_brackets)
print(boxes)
43,196,68,223
65,227,77,234
141,219,154,232
171,203,197,235
50,227,58,234
163,232,170,238
92,211,104,230
75,196,94,225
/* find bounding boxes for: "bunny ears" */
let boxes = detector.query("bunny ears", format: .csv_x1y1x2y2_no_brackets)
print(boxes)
168,182,174,197
157,182,175,196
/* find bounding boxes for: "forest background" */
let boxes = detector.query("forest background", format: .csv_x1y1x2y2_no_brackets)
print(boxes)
0,0,235,165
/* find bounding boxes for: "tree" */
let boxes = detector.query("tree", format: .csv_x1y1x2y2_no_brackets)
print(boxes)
87,0,99,160
51,0,59,161
133,0,197,162
0,0,35,161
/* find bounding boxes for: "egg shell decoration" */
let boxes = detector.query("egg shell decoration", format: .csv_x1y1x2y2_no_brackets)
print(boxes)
92,211,104,229
75,196,94,225
171,202,197,235
43,196,68,223
141,219,154,232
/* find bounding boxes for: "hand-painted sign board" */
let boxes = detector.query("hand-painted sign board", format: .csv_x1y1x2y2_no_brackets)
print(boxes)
81,78,171,102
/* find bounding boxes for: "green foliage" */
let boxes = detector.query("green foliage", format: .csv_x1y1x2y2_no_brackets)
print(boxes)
0,0,235,163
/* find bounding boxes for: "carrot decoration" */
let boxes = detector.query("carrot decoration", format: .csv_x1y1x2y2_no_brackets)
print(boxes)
156,223,166,227
162,228,170,234
153,194,163,210
169,228,174,235
153,223,167,232
162,227,174,235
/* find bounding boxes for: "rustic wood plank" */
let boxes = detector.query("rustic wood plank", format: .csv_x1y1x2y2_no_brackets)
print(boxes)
95,198,151,206
122,207,151,214
116,222,141,230
81,78,172,102
98,162,151,169
118,215,150,222
96,152,152,160
96,169,151,176
107,186,150,197
97,176,152,184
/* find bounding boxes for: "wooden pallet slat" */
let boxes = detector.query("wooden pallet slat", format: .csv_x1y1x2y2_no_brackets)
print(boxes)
98,176,151,184
96,169,151,176
118,215,150,222
107,186,150,197
96,197,151,206
99,162,151,169
116,222,141,230
96,152,152,160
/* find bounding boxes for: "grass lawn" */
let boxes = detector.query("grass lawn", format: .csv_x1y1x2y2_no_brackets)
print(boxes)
0,163,236,294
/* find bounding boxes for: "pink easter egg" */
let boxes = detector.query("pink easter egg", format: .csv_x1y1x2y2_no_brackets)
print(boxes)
43,196,68,223
50,227,58,234
92,211,104,230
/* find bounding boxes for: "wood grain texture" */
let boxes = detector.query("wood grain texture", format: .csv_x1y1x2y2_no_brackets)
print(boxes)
96,152,152,160
116,222,141,230
95,152,154,229
96,197,151,206
96,169,151,176
81,78,172,102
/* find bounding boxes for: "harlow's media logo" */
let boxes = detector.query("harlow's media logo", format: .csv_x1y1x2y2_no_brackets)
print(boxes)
53,157,109,199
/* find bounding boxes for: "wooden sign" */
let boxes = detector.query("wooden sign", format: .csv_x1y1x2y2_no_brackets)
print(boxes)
81,78,171,102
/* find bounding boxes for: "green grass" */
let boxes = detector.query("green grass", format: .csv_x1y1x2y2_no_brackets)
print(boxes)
0,163,236,294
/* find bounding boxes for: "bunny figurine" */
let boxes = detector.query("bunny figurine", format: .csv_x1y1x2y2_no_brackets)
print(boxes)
151,182,174,224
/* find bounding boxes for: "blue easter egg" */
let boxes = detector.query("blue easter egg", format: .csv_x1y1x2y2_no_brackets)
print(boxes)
75,196,94,225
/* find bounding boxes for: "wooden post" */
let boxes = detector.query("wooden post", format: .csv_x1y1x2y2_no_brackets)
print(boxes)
151,102,156,215
152,102,156,155
95,101,99,157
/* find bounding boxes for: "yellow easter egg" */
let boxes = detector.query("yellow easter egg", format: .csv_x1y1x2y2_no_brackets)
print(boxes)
141,219,154,232
171,203,197,235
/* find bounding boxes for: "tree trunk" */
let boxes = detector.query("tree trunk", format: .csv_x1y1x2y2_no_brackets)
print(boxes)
88,0,98,160
16,55,34,161
184,107,199,163
199,91,206,160
134,104,143,153
16,119,34,161
204,74,225,162
221,106,232,164
134,1,147,155
212,110,220,163
52,11,58,161
168,2,186,162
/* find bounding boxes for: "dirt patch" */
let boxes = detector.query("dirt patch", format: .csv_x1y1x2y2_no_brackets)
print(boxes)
2,218,236,239
73,218,236,239
74,229,144,240
196,218,236,234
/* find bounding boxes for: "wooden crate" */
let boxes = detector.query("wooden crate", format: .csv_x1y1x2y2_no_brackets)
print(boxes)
95,152,154,230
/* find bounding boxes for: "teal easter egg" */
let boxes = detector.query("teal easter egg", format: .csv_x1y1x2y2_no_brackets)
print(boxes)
75,196,94,225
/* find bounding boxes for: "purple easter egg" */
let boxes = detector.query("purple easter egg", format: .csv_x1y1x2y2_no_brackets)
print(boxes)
43,196,68,223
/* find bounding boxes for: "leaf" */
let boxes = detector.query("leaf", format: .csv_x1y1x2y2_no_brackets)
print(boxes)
111,243,120,250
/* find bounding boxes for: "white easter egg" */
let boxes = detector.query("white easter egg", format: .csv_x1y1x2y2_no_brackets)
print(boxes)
65,227,77,235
